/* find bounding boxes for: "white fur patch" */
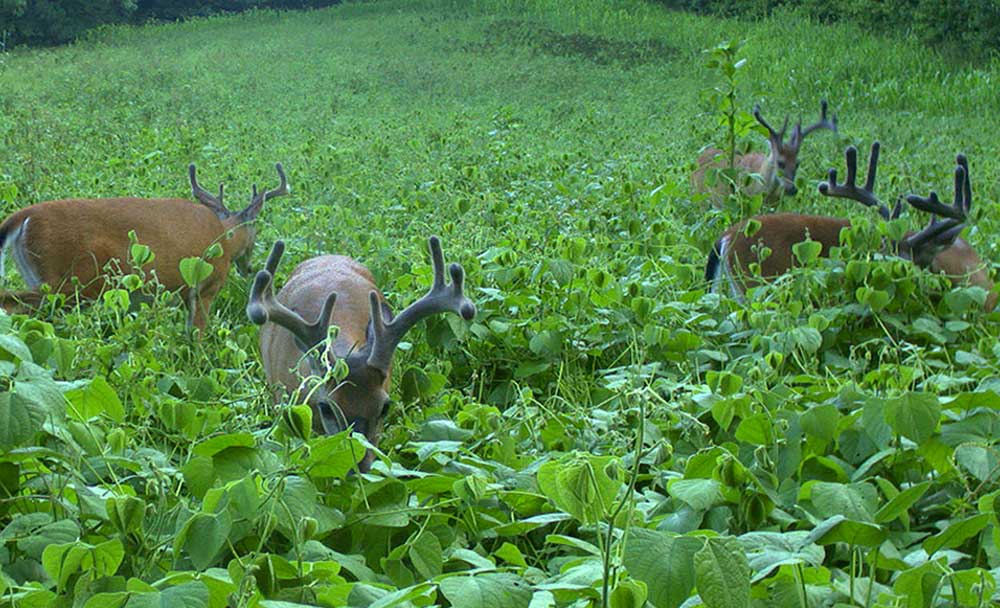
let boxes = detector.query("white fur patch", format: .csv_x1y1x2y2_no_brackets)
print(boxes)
715,235,744,303
6,217,43,288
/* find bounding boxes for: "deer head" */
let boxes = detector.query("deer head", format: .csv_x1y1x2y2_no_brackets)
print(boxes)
755,99,838,197
189,162,289,277
820,142,975,268
247,236,476,472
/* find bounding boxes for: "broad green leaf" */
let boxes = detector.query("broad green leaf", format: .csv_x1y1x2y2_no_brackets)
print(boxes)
107,495,145,534
176,512,232,571
875,482,930,524
536,453,621,525
807,515,886,547
408,530,443,580
42,538,124,591
439,572,531,608
706,371,742,396
792,239,822,265
892,561,942,608
193,432,256,457
807,481,878,521
789,326,822,354
83,593,128,608
352,479,410,528
734,413,774,445
16,519,80,560
922,513,990,556
739,531,825,583
179,257,214,288
800,404,840,443
609,579,647,608
694,536,750,608
65,376,125,422
306,432,366,479
884,392,940,446
954,444,999,482
0,392,47,449
622,528,700,608
668,478,724,511
947,568,996,606
121,581,210,608
0,335,33,362
495,542,527,568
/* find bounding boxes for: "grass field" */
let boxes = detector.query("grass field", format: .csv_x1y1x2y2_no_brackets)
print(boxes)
1,1,999,606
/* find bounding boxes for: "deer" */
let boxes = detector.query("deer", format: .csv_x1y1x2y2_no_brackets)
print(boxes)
692,100,838,208
246,236,476,473
705,142,996,310
0,163,289,328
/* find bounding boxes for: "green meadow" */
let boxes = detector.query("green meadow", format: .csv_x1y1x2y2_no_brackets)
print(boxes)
0,0,998,605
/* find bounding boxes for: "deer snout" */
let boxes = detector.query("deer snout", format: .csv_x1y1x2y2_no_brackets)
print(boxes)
784,181,798,196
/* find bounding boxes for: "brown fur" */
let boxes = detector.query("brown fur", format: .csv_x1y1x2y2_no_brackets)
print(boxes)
259,255,390,472
0,197,252,328
691,146,789,207
714,214,995,309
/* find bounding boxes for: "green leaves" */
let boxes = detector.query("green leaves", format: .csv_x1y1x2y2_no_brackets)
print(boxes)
623,530,751,608
623,529,700,608
42,539,124,591
0,362,66,450
179,257,214,289
2,5,1000,608
65,376,125,423
536,453,621,525
694,537,750,608
175,511,232,571
439,573,532,608
884,392,941,445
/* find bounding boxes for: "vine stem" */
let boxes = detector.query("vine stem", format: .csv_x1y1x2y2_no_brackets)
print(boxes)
600,390,646,608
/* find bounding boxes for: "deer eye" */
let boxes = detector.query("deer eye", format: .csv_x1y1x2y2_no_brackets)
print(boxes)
777,161,786,169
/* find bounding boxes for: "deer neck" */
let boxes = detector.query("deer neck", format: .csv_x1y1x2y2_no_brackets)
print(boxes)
760,141,783,201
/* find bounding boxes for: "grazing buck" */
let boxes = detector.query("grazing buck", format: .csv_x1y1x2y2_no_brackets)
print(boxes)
0,163,288,328
692,100,838,207
706,142,996,309
247,236,476,473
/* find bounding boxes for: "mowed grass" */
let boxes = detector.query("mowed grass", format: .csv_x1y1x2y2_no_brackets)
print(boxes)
1,1,1000,605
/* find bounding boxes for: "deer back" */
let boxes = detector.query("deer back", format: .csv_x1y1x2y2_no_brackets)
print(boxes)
258,255,387,390
919,236,996,309
0,198,237,299
713,213,849,293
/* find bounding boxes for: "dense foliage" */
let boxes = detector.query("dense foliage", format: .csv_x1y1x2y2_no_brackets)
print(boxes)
0,0,999,606
0,0,339,47
657,0,1000,60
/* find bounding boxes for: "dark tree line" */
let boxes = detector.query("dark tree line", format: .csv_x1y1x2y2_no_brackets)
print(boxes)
657,0,1000,61
0,0,340,48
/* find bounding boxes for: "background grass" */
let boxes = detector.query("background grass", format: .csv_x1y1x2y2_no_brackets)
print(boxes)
1,0,999,605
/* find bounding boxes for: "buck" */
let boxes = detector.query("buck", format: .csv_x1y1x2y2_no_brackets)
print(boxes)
705,142,996,310
692,100,838,207
247,236,476,473
0,163,289,328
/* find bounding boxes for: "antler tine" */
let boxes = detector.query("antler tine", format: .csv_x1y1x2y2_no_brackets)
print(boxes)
247,240,337,352
905,164,969,222
249,163,291,209
902,155,974,267
957,154,971,214
366,236,476,373
753,104,785,143
902,216,964,269
188,163,229,214
818,142,898,219
798,99,838,139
